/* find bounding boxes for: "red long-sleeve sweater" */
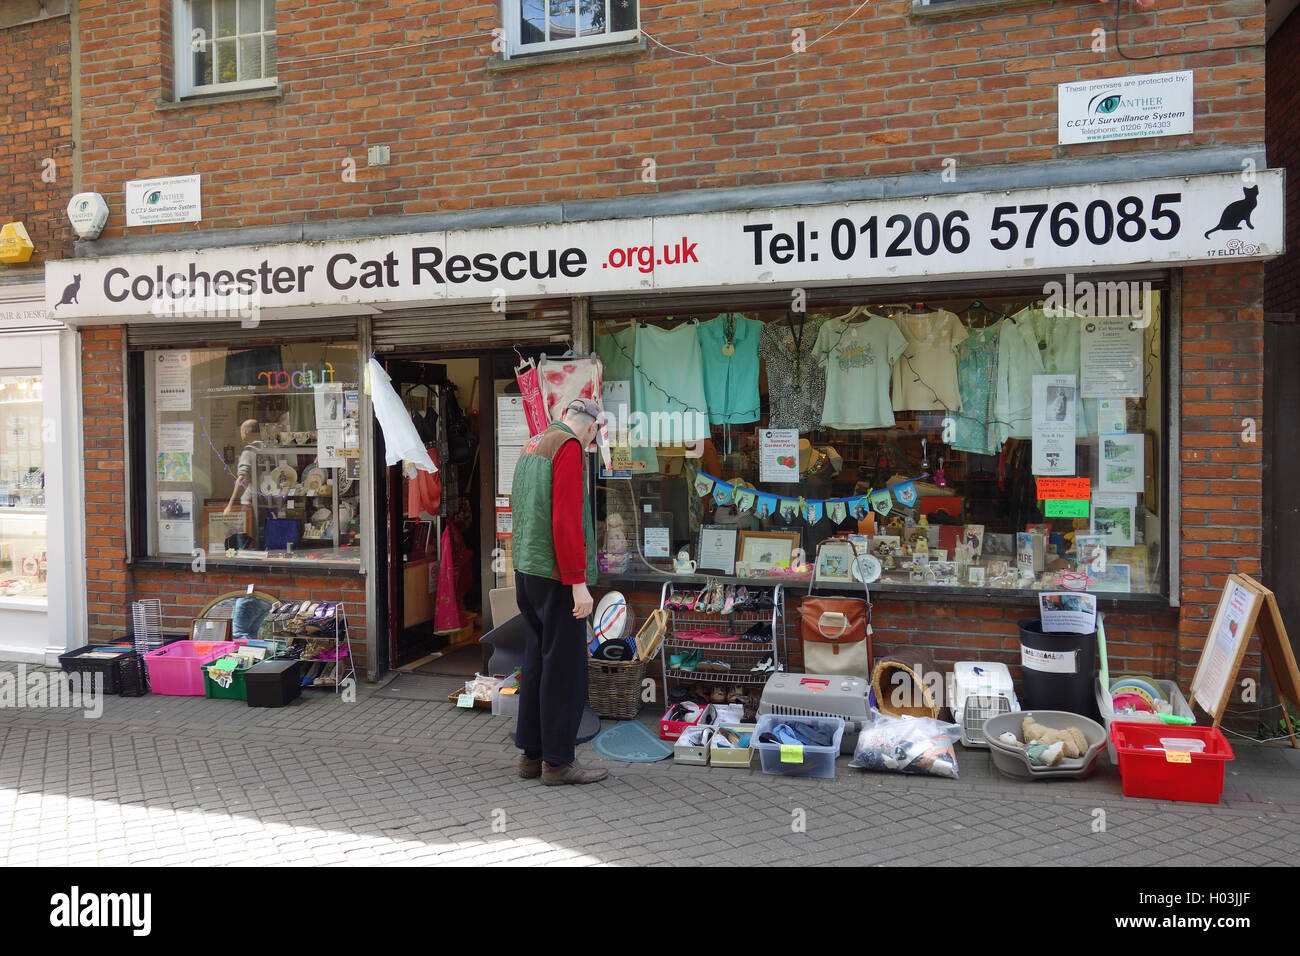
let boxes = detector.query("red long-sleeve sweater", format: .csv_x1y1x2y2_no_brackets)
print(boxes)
551,439,587,584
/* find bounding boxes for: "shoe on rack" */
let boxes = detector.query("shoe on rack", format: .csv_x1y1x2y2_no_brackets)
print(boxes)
721,584,735,615
541,760,609,786
750,656,774,675
710,686,726,704
726,686,743,703
679,649,703,672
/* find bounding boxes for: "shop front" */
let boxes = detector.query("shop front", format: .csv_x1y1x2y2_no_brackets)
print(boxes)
49,156,1280,706
0,279,85,664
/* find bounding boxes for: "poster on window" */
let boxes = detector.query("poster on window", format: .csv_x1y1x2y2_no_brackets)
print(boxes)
1098,433,1144,492
1031,375,1076,476
759,428,799,483
155,352,192,411
157,491,193,553
1080,317,1143,398
314,383,345,468
156,422,194,482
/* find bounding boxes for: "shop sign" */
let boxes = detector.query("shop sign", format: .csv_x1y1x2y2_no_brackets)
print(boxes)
47,170,1283,322
1058,71,1194,145
124,175,201,228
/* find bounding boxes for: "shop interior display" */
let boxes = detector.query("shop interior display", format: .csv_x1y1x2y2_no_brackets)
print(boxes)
591,290,1165,599
0,374,47,600
142,344,362,567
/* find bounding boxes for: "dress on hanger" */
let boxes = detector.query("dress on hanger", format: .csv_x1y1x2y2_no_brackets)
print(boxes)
812,314,908,429
696,313,763,424
951,319,1003,456
1013,306,1096,437
594,325,637,387
889,310,968,411
759,315,827,432
993,316,1044,445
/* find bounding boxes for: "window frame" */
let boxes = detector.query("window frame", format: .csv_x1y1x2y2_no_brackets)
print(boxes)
502,0,641,60
173,0,278,100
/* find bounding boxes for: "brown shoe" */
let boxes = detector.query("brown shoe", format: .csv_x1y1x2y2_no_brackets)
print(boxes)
518,755,543,779
541,760,609,785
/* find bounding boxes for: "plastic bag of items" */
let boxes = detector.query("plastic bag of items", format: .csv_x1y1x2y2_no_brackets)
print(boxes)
464,673,502,702
849,710,962,779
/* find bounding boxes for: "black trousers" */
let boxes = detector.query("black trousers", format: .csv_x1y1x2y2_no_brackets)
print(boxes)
514,571,589,766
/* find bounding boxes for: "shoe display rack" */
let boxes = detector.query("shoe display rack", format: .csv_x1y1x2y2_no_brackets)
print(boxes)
658,581,786,697
264,599,356,694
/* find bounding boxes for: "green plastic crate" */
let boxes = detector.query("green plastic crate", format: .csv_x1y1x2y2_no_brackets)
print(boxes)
203,655,253,701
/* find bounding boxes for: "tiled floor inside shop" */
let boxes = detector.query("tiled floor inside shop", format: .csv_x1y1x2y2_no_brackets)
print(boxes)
1,663,1297,866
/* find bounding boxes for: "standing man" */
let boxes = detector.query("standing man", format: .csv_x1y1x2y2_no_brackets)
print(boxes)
224,420,262,515
510,398,608,785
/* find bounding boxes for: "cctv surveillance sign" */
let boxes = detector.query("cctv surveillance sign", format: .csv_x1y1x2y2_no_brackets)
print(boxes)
125,175,202,228
1059,71,1194,145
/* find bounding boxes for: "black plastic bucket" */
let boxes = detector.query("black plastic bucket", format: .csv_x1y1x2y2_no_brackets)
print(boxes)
1017,618,1099,720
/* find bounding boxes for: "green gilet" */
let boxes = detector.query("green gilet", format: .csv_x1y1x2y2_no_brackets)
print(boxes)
510,421,597,586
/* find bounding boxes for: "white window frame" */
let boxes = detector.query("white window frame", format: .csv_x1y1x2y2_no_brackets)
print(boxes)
173,0,278,99
503,0,640,59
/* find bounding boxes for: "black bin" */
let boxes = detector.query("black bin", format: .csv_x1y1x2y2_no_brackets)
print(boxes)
1017,618,1099,721
245,660,302,708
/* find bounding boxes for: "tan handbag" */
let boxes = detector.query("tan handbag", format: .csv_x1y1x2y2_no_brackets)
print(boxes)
799,595,872,678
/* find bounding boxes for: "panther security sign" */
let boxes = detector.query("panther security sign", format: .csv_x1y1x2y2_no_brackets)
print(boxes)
124,175,202,228
1058,71,1194,145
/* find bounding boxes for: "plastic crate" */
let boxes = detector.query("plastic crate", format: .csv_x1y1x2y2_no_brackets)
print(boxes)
751,714,845,779
491,686,520,717
709,723,757,769
1110,722,1234,804
659,702,713,741
203,656,253,701
1096,677,1195,762
145,641,239,696
58,644,139,696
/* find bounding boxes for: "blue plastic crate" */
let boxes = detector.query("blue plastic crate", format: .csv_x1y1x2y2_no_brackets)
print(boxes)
751,714,845,779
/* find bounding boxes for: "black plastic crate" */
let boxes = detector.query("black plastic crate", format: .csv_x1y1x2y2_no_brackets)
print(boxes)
58,644,139,696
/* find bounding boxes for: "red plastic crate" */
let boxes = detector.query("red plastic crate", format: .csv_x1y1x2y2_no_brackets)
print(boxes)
1110,722,1234,805
659,703,711,741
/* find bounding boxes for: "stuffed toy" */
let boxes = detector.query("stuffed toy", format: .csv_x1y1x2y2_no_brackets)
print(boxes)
1021,716,1089,760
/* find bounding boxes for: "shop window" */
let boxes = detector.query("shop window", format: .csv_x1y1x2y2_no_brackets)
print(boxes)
505,0,640,58
175,0,278,98
592,284,1166,600
138,343,362,569
0,374,47,603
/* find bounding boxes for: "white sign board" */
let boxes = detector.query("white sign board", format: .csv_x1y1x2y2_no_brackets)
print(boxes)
125,175,202,228
48,170,1283,322
1058,71,1194,145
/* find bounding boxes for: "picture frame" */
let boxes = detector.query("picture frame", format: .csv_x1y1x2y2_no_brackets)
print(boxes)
814,540,855,584
203,505,252,553
697,525,738,575
736,530,801,570
1091,493,1136,547
191,618,230,641
1074,534,1108,573
968,566,986,586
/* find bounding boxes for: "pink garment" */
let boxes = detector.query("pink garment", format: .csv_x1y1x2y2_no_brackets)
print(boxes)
405,449,443,518
516,363,548,437
539,356,603,424
434,523,471,633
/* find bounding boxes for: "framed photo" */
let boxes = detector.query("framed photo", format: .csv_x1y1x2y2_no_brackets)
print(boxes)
814,540,855,584
869,535,902,561
968,566,986,586
203,505,252,553
737,530,801,570
1074,534,1108,573
1089,563,1132,593
698,525,738,575
191,618,230,641
1091,493,1136,547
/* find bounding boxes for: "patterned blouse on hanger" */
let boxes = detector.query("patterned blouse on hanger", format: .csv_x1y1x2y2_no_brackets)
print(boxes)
759,315,828,432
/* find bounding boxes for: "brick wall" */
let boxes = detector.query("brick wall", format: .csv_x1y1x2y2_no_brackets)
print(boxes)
79,325,370,672
0,14,73,270
76,0,1267,239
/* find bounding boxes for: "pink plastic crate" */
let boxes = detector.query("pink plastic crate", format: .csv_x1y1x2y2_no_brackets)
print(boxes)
145,641,239,696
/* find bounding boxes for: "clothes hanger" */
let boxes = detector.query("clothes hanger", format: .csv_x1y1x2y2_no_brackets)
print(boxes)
833,304,878,324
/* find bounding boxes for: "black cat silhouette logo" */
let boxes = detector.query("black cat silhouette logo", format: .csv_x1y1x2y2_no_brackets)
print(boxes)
1204,185,1259,239
54,274,82,309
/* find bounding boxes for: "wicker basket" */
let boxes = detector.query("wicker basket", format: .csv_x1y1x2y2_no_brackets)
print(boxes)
871,649,942,719
587,658,646,720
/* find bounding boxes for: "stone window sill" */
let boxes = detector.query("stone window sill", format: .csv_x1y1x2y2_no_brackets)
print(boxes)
911,0,1043,17
486,36,647,73
156,86,284,111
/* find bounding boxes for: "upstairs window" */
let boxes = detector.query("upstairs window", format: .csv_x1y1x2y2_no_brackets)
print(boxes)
506,0,639,58
176,0,278,98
